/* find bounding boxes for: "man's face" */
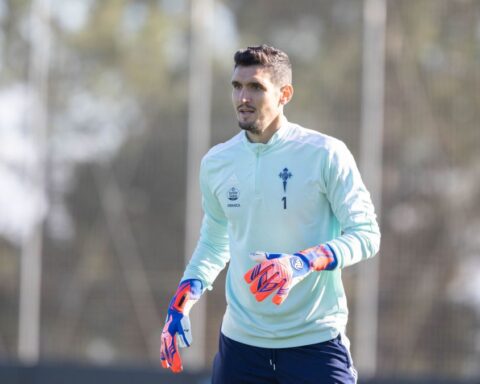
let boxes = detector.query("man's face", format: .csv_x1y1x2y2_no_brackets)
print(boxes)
231,65,284,135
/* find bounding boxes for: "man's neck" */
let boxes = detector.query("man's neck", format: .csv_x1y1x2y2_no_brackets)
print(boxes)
246,115,286,144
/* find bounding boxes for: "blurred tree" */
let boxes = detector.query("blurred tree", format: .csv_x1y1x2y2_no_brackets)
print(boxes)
380,0,480,377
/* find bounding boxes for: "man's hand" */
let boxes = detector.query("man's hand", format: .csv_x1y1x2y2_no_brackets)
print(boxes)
160,279,202,373
244,245,337,305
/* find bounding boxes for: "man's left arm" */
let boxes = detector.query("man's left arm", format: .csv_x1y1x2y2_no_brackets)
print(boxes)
321,141,381,269
244,141,380,304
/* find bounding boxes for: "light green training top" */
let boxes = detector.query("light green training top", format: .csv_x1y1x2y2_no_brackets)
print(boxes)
182,120,380,348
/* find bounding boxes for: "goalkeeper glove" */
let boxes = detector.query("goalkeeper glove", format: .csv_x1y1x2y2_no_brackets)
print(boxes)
244,244,337,305
160,278,203,373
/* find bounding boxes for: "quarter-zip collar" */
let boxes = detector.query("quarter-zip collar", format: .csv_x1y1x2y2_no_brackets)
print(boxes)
242,118,290,154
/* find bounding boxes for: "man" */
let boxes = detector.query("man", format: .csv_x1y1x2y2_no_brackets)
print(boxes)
160,45,380,384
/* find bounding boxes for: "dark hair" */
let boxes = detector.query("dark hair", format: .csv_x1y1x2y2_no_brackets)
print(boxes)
233,44,292,86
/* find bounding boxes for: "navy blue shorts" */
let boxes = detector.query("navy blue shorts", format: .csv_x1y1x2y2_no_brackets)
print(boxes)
211,333,357,384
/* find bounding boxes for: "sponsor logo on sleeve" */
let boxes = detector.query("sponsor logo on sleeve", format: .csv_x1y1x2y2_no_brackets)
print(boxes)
227,186,240,207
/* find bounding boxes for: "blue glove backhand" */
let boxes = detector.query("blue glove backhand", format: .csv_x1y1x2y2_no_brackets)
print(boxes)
160,279,202,373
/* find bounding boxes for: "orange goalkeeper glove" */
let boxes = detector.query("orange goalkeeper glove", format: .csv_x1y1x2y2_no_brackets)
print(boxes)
160,279,202,373
244,244,337,305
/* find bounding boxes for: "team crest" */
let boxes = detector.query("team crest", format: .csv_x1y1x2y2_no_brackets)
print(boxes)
279,168,292,192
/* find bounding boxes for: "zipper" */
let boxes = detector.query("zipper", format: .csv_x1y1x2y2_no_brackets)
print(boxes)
254,149,261,195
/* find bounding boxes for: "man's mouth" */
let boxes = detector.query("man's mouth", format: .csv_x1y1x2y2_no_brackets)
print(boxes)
238,106,255,117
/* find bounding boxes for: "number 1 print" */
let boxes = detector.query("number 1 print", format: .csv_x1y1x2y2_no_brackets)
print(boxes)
282,196,287,209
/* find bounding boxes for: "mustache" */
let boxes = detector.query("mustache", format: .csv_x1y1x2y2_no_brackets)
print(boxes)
237,104,256,111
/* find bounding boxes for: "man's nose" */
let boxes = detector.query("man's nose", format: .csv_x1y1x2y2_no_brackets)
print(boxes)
239,90,250,103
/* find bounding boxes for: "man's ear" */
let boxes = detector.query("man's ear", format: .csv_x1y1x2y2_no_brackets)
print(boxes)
279,84,294,106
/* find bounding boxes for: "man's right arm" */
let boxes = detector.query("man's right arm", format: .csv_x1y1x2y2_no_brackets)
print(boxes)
181,156,230,288
160,156,230,373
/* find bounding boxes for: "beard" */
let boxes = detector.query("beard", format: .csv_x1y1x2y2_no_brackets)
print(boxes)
238,121,261,135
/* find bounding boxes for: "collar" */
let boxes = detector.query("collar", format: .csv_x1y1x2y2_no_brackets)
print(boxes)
242,118,290,154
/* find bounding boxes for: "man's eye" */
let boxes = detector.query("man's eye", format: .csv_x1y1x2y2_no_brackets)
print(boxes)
232,83,241,89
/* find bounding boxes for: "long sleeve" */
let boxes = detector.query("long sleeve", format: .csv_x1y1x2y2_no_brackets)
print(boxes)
323,142,381,269
181,157,230,289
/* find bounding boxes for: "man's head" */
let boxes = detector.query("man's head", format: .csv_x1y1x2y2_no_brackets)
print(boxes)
234,45,292,87
231,45,294,143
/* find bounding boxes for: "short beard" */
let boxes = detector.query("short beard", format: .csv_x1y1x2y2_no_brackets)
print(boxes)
238,121,261,135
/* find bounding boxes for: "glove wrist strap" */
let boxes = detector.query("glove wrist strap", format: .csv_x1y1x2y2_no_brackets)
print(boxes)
299,244,338,271
170,279,203,315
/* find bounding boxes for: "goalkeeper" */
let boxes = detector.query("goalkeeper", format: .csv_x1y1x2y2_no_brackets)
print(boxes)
160,45,380,384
